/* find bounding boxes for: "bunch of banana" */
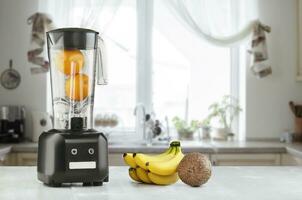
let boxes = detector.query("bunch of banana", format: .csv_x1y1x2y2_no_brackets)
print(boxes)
123,141,184,185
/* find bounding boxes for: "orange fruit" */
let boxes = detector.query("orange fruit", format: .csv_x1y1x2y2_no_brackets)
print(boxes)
55,50,84,75
65,74,89,101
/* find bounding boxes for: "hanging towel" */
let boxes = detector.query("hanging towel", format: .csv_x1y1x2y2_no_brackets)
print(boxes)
27,12,54,74
248,21,272,78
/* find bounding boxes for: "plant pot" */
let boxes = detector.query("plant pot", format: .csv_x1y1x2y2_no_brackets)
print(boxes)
210,128,230,140
199,127,210,140
177,130,195,140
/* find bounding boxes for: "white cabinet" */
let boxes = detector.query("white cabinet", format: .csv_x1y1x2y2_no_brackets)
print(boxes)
1,153,18,166
211,153,281,166
1,153,37,166
16,153,37,166
108,154,212,166
2,153,126,166
281,154,302,166
3,152,302,167
3,153,125,166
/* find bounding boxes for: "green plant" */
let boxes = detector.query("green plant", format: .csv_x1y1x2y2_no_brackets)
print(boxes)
205,95,242,130
172,117,199,134
200,117,211,128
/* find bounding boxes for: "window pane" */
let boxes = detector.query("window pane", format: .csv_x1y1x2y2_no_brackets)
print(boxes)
153,4,231,125
94,0,136,129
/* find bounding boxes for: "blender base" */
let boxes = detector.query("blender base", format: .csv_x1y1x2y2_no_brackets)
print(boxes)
37,129,109,187
38,176,109,187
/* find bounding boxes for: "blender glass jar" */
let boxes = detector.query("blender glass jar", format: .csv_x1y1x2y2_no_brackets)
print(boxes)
47,28,107,130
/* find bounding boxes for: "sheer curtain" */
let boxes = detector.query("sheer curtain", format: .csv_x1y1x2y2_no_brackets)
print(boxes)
161,0,271,78
163,0,262,47
38,0,122,33
39,0,131,125
152,0,268,138
152,0,236,125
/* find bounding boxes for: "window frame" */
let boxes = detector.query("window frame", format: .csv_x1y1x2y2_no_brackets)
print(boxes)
136,0,153,113
230,0,241,139
136,0,240,136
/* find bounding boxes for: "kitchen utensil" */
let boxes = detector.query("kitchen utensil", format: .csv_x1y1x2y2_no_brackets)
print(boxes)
37,28,108,187
0,105,25,142
289,101,302,118
280,132,294,143
31,111,52,142
0,146,11,164
289,101,296,116
0,60,21,90
295,117,302,134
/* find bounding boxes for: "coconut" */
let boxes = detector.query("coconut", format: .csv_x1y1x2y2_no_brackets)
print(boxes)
177,152,212,187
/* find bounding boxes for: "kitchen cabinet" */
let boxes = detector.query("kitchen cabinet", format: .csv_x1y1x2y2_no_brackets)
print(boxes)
3,151,302,167
1,153,18,166
1,153,36,166
281,154,302,166
2,153,126,166
109,153,124,166
109,154,211,166
211,153,281,166
16,153,37,166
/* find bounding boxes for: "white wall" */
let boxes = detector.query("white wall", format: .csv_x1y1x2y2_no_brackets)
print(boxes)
0,0,47,139
245,0,302,139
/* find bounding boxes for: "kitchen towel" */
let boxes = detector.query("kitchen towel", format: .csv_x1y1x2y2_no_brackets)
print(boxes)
27,12,54,74
248,21,272,78
0,146,11,161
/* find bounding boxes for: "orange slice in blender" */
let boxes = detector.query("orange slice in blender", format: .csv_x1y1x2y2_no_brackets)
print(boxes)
55,50,84,75
65,73,89,101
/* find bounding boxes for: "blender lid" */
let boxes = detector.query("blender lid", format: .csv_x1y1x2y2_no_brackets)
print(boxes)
47,28,99,50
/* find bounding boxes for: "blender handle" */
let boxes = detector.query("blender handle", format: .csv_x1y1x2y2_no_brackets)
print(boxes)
97,36,108,85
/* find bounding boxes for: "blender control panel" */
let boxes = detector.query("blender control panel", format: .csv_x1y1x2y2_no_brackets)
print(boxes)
66,141,98,170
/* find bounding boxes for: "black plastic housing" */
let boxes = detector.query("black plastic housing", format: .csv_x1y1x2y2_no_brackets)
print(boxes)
37,129,109,187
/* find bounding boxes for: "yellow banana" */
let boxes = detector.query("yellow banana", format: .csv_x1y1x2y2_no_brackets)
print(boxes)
123,153,137,168
146,147,184,176
147,172,179,185
136,167,152,184
133,147,175,170
128,168,142,182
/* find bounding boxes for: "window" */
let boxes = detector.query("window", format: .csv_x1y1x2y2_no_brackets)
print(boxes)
152,21,231,123
94,0,137,129
45,0,240,135
94,0,234,131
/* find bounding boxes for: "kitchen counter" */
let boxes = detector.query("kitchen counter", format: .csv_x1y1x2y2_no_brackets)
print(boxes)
1,166,302,200
0,140,290,154
3,141,302,163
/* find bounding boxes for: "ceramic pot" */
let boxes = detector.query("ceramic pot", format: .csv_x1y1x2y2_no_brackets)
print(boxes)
199,127,210,140
210,127,230,140
177,130,195,140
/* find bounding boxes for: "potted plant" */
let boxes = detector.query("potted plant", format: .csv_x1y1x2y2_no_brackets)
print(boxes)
199,118,211,140
205,95,242,140
172,117,199,140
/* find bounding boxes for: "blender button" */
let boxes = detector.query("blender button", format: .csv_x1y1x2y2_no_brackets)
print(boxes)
71,148,77,155
88,148,94,155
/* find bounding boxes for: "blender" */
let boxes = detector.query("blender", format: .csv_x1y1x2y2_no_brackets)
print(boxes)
37,28,109,187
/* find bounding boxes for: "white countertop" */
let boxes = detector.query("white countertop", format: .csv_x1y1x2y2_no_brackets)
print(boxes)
1,166,302,200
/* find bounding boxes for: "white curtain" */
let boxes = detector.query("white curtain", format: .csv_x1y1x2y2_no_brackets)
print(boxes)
161,0,271,77
163,0,261,47
35,0,122,74
39,0,122,34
